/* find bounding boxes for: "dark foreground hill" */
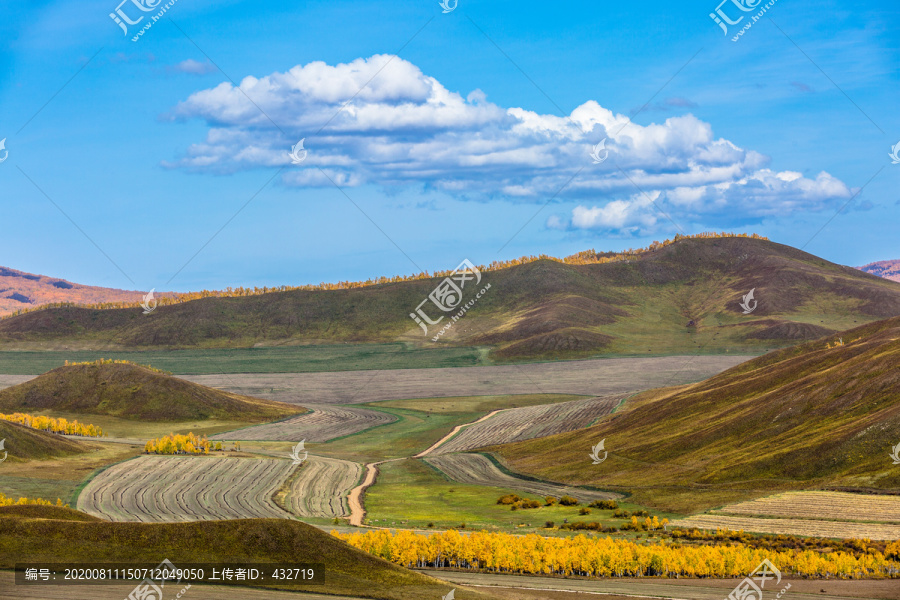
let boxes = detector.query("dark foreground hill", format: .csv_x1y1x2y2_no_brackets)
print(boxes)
492,316,900,512
0,361,305,422
0,420,94,461
2,237,900,359
0,510,495,600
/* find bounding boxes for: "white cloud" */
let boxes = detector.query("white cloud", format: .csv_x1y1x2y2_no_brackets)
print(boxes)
163,54,854,230
168,59,217,75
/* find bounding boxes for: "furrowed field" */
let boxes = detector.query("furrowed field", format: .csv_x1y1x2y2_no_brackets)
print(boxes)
426,453,617,502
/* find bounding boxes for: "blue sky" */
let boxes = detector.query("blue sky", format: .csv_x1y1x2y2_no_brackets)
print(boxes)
0,0,898,292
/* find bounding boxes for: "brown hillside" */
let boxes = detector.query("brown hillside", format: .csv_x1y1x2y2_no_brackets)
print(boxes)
0,362,305,422
493,316,900,511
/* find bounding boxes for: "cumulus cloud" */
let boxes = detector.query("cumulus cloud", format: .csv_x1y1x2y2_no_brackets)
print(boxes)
162,54,854,231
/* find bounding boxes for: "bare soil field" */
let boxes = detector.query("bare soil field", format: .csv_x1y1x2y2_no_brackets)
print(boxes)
714,491,900,523
285,455,364,518
428,572,900,600
429,396,622,455
425,453,618,502
77,456,295,522
669,514,900,540
180,355,751,405
211,404,396,442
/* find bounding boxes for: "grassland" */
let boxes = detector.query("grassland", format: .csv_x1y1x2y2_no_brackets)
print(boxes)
0,343,491,375
0,441,139,504
362,458,678,533
490,316,900,514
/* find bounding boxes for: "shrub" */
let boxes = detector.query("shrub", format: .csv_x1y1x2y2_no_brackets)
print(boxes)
544,496,557,506
427,522,434,528
579,507,591,515
544,521,555,528
589,500,619,510
497,494,521,505
559,495,579,506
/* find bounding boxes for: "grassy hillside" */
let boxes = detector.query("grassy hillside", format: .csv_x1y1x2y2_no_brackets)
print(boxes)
2,237,899,358
492,316,900,512
0,509,495,600
0,361,305,422
0,420,94,462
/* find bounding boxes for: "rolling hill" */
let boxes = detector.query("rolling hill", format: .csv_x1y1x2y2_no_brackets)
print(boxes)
859,259,900,283
0,361,305,422
0,510,495,600
0,420,95,462
0,266,152,317
2,236,900,359
490,316,900,512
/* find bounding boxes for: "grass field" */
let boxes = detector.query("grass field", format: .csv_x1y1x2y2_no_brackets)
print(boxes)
0,442,139,504
363,458,678,533
0,343,491,375
17,410,254,439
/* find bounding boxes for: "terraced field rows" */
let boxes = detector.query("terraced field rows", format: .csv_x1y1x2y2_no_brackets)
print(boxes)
670,515,900,540
286,455,363,518
211,405,396,442
716,491,900,523
431,396,622,455
426,453,619,502
78,456,295,522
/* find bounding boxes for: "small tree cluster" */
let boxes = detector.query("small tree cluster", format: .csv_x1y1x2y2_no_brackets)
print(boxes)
144,432,213,455
558,496,579,506
0,492,68,508
0,412,104,437
588,500,619,510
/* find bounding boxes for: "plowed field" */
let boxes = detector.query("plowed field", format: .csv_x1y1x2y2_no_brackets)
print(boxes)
426,453,618,502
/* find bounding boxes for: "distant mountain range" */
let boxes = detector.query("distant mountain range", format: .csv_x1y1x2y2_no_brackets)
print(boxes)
858,259,900,283
3,237,900,359
0,266,144,317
